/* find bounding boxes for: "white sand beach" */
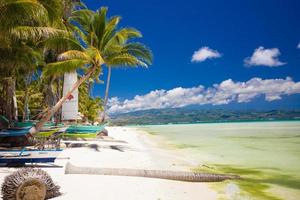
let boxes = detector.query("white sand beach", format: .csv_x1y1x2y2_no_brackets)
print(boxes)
0,127,217,200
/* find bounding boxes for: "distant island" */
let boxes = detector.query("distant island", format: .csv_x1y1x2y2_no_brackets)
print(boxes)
109,108,300,125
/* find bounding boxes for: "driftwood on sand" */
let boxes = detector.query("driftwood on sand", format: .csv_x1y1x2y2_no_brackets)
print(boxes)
65,162,240,182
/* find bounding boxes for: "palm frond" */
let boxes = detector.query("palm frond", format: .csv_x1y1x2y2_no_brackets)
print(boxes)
70,25,88,44
69,9,95,30
0,0,48,30
0,46,42,70
85,46,104,65
102,27,141,53
57,50,90,61
93,7,107,44
43,59,88,76
41,36,84,52
73,1,87,10
38,0,63,24
99,16,120,49
10,26,69,42
106,53,148,67
123,43,153,65
114,28,142,44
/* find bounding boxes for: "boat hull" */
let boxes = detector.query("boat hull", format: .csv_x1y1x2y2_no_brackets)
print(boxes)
66,125,105,133
0,150,62,165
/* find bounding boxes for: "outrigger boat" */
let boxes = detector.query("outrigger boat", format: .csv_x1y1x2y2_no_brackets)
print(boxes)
63,124,106,138
0,127,33,147
66,124,105,133
0,149,62,166
15,121,64,128
0,126,67,166
0,127,31,137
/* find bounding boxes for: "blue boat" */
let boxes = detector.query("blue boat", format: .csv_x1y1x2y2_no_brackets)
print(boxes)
0,149,62,165
0,127,32,147
0,127,31,137
66,124,105,133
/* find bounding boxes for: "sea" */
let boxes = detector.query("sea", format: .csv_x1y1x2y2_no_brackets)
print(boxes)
139,121,300,200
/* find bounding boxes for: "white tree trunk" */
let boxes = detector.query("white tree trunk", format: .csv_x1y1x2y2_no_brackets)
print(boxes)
61,71,78,121
12,78,18,121
102,66,111,122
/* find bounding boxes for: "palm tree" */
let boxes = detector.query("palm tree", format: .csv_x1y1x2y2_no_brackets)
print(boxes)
0,0,77,121
71,7,153,121
30,7,152,133
16,78,44,121
0,0,85,123
102,41,153,121
0,45,42,121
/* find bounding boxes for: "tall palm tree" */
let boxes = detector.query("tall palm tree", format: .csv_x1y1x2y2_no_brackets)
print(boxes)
71,7,153,121
30,7,152,133
102,42,153,121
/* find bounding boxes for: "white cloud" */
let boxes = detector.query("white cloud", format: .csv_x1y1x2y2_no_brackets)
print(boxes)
244,46,286,67
108,77,300,113
297,43,300,49
191,46,222,62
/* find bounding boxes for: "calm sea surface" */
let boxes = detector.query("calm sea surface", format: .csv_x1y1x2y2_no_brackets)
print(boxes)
139,121,300,200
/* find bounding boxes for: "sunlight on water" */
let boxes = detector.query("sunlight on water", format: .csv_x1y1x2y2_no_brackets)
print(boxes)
140,121,300,200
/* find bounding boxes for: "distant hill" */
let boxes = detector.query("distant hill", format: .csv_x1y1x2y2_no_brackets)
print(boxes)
109,108,300,125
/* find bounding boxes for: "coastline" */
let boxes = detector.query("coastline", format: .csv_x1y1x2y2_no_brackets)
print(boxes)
128,119,300,127
0,126,217,200
137,122,300,200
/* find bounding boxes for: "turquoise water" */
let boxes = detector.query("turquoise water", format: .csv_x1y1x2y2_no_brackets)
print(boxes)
140,121,300,200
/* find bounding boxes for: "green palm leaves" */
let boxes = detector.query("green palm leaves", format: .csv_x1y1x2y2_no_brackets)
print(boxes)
0,0,69,42
0,1,153,131
45,6,153,76
44,47,103,76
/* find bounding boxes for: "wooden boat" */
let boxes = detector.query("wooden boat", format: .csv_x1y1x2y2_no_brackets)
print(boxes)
14,121,35,128
0,127,33,147
66,124,105,133
0,127,31,137
62,132,98,139
0,126,67,147
15,121,64,128
0,149,62,165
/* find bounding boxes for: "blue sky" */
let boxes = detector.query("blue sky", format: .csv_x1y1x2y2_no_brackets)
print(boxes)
83,0,300,113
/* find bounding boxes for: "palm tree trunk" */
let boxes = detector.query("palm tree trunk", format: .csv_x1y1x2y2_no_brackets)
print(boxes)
4,78,12,121
102,66,112,122
29,66,97,134
12,78,18,122
23,75,30,121
23,88,29,121
5,77,15,122
65,162,240,182
55,77,62,124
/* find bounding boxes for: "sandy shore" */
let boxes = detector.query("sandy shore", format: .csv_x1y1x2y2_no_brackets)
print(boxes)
0,127,217,200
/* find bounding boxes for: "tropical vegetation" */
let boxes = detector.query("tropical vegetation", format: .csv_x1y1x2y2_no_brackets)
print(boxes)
0,0,152,133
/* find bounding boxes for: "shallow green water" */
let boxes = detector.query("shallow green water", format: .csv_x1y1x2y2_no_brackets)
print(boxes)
140,121,300,200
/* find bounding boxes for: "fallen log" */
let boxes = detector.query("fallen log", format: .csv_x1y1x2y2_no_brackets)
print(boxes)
65,162,240,182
